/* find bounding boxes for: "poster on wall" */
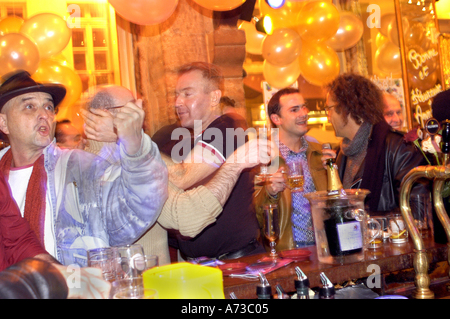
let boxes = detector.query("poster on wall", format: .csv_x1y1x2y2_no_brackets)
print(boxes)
397,0,444,128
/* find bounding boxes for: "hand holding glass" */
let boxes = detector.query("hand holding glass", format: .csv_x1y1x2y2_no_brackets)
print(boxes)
287,160,304,192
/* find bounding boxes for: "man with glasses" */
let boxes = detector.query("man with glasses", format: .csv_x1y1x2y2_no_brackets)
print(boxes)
324,73,427,214
255,88,328,251
0,71,168,267
81,84,272,264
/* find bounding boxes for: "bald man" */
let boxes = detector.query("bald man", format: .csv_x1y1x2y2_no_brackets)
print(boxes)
382,93,404,131
81,85,271,264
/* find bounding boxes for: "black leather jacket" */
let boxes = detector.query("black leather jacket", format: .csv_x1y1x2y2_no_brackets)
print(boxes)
336,123,428,215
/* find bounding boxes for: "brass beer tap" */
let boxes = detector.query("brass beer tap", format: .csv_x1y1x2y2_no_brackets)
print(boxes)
399,121,450,299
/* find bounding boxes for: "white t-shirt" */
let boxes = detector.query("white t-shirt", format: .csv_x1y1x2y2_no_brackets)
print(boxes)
8,166,55,258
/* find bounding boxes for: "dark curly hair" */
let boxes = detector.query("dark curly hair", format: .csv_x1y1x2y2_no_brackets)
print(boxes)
326,73,384,125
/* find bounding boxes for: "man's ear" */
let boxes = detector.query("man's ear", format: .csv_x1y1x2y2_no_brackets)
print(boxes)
0,114,9,135
270,113,281,126
210,89,222,107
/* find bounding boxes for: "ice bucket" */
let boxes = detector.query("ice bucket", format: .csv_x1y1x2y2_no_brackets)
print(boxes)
304,189,375,264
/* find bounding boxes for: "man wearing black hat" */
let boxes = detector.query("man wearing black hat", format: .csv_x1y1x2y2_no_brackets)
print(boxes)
0,70,168,267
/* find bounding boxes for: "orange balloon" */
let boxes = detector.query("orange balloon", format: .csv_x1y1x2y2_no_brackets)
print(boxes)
0,33,40,77
259,0,306,30
375,32,389,48
262,28,302,66
379,13,395,38
0,16,24,35
192,0,245,11
408,70,438,91
20,13,71,59
375,42,401,74
325,11,364,51
404,22,425,47
239,21,266,55
32,59,82,110
299,41,340,86
296,1,340,42
109,0,178,25
263,58,301,89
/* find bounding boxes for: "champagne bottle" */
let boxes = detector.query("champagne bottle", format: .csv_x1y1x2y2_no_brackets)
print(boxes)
322,144,362,257
322,143,345,196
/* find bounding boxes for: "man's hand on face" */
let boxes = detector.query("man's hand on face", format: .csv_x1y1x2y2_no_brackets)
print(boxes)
81,99,145,155
113,99,145,155
81,108,117,143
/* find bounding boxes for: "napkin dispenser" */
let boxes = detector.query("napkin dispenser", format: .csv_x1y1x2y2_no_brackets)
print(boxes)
143,262,225,299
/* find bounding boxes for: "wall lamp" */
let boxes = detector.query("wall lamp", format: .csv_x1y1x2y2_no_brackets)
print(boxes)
265,0,285,9
253,15,273,34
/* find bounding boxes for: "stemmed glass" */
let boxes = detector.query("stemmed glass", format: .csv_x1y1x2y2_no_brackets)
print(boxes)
255,126,272,185
263,203,280,260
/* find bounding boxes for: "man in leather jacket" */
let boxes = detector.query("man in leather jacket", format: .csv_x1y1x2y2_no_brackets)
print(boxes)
254,88,328,251
325,73,428,215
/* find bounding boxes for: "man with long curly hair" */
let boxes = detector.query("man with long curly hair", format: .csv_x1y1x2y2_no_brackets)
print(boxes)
324,73,428,215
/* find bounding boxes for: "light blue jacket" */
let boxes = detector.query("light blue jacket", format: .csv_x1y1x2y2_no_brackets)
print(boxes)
0,134,168,267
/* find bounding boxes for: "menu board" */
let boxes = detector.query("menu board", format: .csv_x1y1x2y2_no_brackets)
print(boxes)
397,0,444,128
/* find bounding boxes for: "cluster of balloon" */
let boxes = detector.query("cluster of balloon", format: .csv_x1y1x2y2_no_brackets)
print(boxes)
239,1,365,88
0,13,82,113
374,13,402,76
378,12,438,92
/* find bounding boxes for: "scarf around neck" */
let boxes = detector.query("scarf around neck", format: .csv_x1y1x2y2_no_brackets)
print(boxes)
340,122,373,188
0,149,47,246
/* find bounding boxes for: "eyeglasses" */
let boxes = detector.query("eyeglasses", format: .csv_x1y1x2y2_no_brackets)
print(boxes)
323,104,337,112
105,99,136,111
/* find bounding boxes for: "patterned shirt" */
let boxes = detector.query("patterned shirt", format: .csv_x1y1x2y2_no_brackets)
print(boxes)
278,137,316,244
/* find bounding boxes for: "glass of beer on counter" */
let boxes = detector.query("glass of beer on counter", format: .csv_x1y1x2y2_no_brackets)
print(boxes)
388,214,409,244
287,159,304,192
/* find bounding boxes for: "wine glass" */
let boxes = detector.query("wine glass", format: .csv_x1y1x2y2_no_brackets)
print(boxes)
255,126,272,185
263,203,280,260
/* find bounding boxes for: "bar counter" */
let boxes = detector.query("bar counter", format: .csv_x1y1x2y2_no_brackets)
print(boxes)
222,237,450,299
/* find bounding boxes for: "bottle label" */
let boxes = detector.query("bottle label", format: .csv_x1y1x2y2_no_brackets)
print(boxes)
336,221,363,252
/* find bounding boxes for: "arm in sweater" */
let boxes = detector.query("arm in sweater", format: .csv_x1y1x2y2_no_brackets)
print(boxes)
159,139,270,238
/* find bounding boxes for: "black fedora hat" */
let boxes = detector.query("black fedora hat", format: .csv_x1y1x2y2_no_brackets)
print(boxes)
0,70,66,112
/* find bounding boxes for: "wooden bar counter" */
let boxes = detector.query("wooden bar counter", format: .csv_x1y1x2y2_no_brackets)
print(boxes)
222,237,450,299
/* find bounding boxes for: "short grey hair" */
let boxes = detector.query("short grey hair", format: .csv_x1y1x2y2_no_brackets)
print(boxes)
87,90,115,109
